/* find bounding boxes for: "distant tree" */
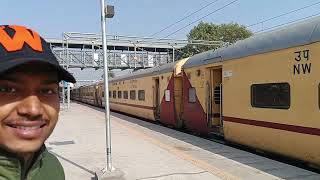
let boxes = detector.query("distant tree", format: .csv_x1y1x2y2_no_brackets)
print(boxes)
180,22,253,58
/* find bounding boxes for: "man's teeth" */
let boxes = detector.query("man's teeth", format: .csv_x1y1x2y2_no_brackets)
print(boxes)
14,126,41,130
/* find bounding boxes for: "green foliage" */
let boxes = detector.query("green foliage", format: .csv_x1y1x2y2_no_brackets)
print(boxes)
180,22,253,58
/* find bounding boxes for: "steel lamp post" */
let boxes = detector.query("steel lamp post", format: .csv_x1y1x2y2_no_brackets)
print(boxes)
95,1,124,179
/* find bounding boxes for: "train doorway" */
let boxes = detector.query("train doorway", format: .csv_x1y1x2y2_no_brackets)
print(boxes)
154,78,160,120
207,67,223,135
94,85,99,106
96,84,103,107
174,76,183,128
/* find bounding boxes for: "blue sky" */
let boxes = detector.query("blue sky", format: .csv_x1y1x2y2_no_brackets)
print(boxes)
2,0,320,81
1,0,320,39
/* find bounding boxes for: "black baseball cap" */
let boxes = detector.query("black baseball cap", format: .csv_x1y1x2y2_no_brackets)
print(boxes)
0,25,76,83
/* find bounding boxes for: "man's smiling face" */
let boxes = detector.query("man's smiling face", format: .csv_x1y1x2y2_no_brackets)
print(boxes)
0,63,60,156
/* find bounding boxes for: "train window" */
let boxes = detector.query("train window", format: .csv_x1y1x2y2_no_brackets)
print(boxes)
196,70,201,77
165,90,170,102
138,90,145,101
118,91,122,99
214,86,221,104
251,83,290,109
123,91,128,99
113,91,116,99
187,73,191,79
130,90,136,100
188,87,196,103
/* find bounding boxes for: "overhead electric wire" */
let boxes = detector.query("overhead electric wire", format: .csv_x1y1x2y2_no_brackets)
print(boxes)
247,1,320,28
149,0,220,37
254,12,320,33
162,0,239,39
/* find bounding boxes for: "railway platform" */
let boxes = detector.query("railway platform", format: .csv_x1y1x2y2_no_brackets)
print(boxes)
47,102,320,180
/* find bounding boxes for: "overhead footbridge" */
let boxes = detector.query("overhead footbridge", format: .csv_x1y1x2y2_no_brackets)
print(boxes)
47,32,223,70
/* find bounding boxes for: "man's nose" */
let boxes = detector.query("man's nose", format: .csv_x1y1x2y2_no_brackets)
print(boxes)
17,95,43,120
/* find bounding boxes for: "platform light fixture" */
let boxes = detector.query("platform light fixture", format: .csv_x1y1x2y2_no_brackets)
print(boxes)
105,5,115,18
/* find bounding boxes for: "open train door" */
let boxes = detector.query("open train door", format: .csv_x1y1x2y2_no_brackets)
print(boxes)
94,85,99,106
96,83,103,107
207,67,224,136
153,78,160,121
174,76,183,128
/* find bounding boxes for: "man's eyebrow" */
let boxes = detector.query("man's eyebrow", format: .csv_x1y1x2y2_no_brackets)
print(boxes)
0,77,59,85
0,77,23,83
41,79,59,85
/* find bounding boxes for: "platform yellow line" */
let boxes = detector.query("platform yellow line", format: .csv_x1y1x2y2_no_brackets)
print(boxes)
85,108,239,180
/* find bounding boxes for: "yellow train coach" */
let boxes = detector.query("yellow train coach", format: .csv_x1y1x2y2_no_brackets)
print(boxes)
108,58,189,127
182,16,320,167
71,16,320,167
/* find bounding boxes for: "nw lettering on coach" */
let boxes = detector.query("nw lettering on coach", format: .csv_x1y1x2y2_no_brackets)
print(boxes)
293,49,311,75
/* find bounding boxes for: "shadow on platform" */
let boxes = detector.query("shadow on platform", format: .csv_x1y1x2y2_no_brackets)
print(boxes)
50,150,96,176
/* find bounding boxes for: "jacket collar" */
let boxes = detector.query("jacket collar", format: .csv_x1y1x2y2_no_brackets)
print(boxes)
0,145,47,178
0,145,46,162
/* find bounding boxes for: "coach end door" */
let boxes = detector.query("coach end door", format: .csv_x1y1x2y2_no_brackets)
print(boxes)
153,78,160,121
207,68,223,135
96,83,103,107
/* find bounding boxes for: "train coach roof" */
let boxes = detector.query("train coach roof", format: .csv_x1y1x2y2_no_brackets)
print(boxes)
183,16,320,69
109,60,179,82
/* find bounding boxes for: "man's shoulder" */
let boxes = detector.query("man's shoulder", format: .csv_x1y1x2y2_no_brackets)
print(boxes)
43,150,63,169
30,149,65,180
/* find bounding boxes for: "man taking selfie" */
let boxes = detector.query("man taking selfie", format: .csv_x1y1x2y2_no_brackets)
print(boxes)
0,25,75,179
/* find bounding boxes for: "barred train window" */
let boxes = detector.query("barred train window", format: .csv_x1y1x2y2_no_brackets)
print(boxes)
123,91,128,99
165,90,170,102
251,83,290,109
118,91,122,99
188,87,196,103
113,91,116,99
138,90,145,101
130,90,136,100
